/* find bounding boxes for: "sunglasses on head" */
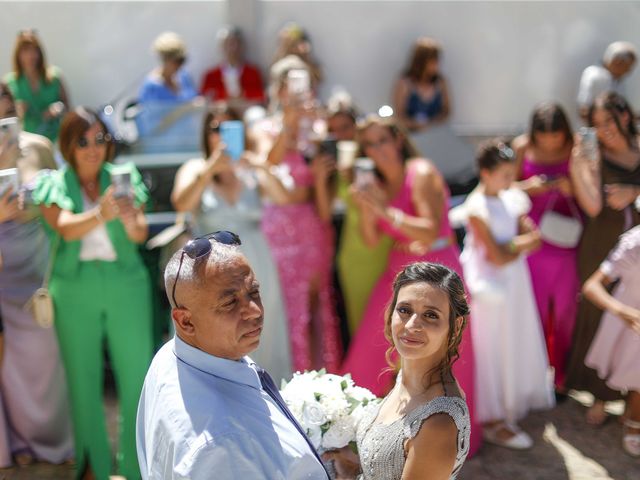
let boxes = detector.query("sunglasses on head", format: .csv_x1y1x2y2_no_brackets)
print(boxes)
496,143,514,161
171,230,242,308
77,132,111,149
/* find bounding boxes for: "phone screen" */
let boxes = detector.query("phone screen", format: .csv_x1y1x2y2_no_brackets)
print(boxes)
0,117,20,146
112,171,132,199
0,168,19,197
287,69,310,99
318,139,338,158
220,121,245,162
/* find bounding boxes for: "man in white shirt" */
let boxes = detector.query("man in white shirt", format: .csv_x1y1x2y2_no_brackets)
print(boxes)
136,231,329,480
577,41,637,121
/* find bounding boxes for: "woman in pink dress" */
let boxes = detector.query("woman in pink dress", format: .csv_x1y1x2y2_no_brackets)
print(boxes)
583,225,640,457
341,115,480,455
512,103,580,392
259,84,342,373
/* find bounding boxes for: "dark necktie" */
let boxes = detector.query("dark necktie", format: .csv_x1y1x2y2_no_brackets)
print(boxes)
256,367,331,479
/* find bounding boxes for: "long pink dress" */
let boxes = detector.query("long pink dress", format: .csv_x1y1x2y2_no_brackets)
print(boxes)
341,160,480,455
261,152,342,373
520,157,581,388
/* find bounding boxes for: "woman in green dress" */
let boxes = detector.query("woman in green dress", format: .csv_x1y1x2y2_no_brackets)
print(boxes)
33,107,152,480
4,30,69,142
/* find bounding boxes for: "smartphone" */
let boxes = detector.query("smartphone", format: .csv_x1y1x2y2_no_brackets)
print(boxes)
318,138,338,159
0,168,19,197
0,117,20,147
111,171,133,199
578,127,598,162
220,121,245,162
353,158,376,188
287,69,310,100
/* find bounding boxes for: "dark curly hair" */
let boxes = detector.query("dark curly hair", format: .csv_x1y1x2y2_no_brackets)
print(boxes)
383,262,469,386
588,91,638,149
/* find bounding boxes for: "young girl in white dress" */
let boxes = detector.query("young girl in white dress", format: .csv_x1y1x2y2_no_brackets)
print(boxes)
458,140,555,449
583,224,640,457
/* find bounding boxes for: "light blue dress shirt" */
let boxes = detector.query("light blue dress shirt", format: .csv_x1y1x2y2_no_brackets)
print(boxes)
136,336,328,480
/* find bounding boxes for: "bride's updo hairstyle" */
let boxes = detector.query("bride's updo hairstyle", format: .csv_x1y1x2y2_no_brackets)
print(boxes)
383,262,469,377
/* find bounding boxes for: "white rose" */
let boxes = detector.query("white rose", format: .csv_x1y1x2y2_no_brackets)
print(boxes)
302,401,328,426
321,416,357,450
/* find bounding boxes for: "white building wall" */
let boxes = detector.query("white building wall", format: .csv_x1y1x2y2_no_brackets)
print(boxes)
1,1,639,132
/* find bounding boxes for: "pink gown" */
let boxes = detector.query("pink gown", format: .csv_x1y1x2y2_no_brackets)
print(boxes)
261,152,342,373
520,157,581,388
341,160,480,456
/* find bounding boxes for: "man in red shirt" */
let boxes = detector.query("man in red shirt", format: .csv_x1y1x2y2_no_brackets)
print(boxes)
200,26,265,107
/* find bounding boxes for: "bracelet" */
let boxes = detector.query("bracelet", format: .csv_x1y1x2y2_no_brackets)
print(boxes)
94,208,104,223
390,208,404,228
507,239,517,254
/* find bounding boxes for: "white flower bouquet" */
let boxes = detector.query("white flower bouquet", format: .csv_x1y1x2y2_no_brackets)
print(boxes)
280,369,379,452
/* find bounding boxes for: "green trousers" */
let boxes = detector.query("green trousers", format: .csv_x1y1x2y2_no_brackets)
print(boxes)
51,261,152,480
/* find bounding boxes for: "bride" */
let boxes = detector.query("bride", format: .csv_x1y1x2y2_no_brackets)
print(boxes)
329,262,471,479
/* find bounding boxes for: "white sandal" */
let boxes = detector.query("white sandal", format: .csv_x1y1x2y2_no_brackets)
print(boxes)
622,418,640,457
483,422,533,450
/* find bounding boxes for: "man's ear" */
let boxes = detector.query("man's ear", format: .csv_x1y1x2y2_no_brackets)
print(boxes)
173,307,195,337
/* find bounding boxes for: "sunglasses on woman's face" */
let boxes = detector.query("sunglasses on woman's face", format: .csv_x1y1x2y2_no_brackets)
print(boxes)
77,132,111,149
208,123,221,134
171,231,242,308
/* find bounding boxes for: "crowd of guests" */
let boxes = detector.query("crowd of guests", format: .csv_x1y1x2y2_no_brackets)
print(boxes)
0,22,640,479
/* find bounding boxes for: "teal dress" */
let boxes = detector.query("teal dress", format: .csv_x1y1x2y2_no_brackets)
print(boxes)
4,67,64,141
33,162,153,480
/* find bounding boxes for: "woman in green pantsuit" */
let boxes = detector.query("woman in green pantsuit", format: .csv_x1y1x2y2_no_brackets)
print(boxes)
33,107,152,480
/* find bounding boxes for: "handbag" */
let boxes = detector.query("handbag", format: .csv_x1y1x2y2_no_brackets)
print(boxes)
24,235,60,328
539,194,583,248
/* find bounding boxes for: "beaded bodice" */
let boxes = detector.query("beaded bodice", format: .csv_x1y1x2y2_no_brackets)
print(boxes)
356,396,470,480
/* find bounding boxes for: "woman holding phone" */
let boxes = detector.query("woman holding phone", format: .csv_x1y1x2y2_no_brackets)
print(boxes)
566,91,640,425
257,62,342,373
340,115,480,455
33,107,152,480
171,105,292,384
512,103,579,394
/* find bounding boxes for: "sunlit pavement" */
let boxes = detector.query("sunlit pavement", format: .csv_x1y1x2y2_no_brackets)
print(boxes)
1,391,637,479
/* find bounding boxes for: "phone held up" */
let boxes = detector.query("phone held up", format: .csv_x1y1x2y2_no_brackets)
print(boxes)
287,69,311,104
0,167,19,198
0,117,20,148
111,168,133,200
353,157,376,189
220,121,245,162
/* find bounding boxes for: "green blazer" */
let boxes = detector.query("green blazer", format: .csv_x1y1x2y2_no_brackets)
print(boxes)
33,162,149,280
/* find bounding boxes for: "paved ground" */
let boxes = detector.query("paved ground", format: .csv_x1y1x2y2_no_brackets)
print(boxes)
1,392,637,479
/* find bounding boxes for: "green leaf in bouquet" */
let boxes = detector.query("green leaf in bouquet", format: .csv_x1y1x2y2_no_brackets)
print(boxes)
348,440,359,455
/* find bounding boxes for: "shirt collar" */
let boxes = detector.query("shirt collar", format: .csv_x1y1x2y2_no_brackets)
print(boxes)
173,335,262,391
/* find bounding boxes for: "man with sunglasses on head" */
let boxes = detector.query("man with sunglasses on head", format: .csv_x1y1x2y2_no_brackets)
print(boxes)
136,231,330,480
